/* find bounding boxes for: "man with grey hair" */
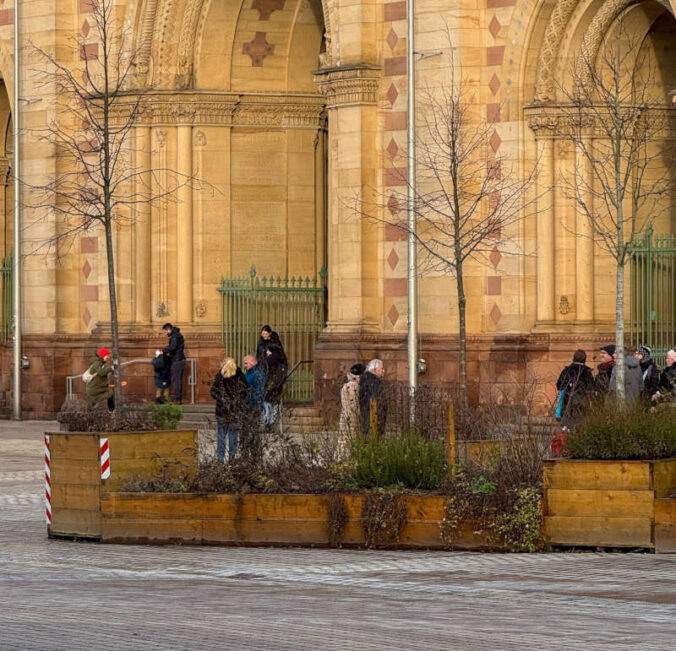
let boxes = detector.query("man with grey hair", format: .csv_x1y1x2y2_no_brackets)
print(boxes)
657,349,676,400
359,358,387,436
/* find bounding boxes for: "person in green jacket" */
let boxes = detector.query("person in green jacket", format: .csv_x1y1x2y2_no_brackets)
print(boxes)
85,347,114,411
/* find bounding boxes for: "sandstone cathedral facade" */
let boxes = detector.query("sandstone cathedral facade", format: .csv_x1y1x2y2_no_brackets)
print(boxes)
0,0,675,416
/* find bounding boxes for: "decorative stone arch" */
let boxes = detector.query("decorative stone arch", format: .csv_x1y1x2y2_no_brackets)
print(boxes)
524,0,676,329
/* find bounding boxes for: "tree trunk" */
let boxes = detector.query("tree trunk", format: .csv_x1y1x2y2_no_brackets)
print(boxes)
104,220,123,410
615,258,626,404
456,261,468,409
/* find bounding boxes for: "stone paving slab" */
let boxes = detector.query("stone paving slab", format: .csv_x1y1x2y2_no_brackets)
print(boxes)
0,419,675,649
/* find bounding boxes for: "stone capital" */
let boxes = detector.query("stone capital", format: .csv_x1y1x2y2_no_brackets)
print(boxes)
313,64,381,108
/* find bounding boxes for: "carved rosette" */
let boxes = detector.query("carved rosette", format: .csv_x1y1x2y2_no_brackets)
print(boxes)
313,65,381,108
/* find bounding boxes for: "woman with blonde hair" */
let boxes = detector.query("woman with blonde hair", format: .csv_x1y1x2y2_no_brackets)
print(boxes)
210,357,248,461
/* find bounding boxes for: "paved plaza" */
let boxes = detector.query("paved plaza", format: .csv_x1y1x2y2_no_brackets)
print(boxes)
1,421,675,650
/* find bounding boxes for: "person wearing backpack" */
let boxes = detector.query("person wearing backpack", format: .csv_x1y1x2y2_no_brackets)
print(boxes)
555,349,595,429
151,350,171,404
85,347,115,411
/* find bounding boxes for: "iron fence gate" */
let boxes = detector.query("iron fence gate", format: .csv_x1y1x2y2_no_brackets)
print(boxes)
218,265,327,403
0,251,12,345
629,227,676,366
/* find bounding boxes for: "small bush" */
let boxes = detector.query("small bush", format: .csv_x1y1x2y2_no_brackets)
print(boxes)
488,485,544,552
350,433,446,490
57,399,162,432
566,403,676,460
148,401,184,430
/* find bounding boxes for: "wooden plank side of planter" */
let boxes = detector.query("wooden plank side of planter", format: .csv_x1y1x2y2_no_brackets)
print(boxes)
102,493,214,519
546,489,654,518
654,498,676,524
652,460,676,498
238,494,328,521
544,516,652,548
654,524,676,553
50,483,100,511
107,431,197,460
50,507,101,539
543,460,651,491
49,433,99,460
101,518,203,544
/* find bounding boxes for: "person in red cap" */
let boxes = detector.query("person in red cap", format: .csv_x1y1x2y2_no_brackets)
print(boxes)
85,347,114,411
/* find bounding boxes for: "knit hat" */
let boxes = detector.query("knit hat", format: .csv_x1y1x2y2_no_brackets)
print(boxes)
638,345,652,358
600,344,616,356
98,347,111,358
350,363,365,376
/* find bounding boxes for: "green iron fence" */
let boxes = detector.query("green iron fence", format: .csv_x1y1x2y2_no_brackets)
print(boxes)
0,251,12,345
218,265,327,403
629,227,676,366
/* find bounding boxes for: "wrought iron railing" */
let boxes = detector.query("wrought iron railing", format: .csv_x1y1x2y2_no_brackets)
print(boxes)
0,251,12,345
218,266,327,403
66,358,198,404
629,226,676,366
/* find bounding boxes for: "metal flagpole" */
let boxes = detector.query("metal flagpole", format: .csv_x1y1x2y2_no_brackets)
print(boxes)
12,0,21,420
407,0,418,400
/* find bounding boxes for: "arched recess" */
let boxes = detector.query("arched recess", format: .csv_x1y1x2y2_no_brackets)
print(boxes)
124,0,328,325
523,0,676,328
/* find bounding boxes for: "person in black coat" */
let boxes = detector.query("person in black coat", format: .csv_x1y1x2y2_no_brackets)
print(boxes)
658,349,676,400
162,323,186,403
151,350,171,404
556,349,595,429
263,343,288,425
359,359,387,437
210,357,249,461
595,344,615,396
635,345,660,403
256,325,284,368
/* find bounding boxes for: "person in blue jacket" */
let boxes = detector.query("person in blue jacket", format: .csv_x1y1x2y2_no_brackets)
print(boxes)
243,354,266,458
151,349,171,404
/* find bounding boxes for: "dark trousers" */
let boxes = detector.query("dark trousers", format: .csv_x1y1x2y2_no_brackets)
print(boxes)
170,360,186,402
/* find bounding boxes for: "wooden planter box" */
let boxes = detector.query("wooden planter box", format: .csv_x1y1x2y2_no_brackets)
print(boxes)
543,458,676,552
99,492,493,549
46,429,496,549
47,430,198,539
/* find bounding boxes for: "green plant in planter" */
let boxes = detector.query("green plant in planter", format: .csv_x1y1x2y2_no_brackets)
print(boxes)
148,401,184,430
361,489,408,548
350,432,446,490
566,403,676,460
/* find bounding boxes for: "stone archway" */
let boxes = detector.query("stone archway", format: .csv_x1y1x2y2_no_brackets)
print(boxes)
525,0,676,330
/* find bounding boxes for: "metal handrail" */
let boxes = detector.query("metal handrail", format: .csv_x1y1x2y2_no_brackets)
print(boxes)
66,357,198,404
284,359,313,384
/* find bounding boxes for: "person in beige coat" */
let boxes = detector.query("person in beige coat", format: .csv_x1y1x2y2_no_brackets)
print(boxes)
339,363,364,437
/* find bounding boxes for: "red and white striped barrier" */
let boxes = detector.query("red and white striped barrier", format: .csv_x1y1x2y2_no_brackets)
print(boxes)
44,434,52,525
100,437,110,479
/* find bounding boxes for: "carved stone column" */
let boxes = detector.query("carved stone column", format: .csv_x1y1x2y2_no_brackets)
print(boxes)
313,64,381,333
527,112,559,329
134,127,152,324
575,138,594,323
176,119,194,323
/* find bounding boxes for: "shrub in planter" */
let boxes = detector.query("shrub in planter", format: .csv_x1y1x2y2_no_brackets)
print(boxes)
566,403,676,460
350,433,446,490
57,398,166,432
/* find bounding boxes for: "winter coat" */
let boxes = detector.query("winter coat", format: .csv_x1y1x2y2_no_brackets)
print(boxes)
151,355,171,389
256,331,284,367
163,326,186,363
210,368,248,421
339,372,361,436
85,355,113,404
245,364,266,410
610,355,644,403
595,361,615,395
659,365,676,397
359,371,387,437
639,357,660,398
264,349,288,404
556,363,595,419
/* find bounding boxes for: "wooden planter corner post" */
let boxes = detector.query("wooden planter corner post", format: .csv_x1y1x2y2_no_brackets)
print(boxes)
369,398,378,439
446,403,456,478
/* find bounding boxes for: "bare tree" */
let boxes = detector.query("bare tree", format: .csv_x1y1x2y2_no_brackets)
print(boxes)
558,17,674,402
24,0,196,408
366,50,536,406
